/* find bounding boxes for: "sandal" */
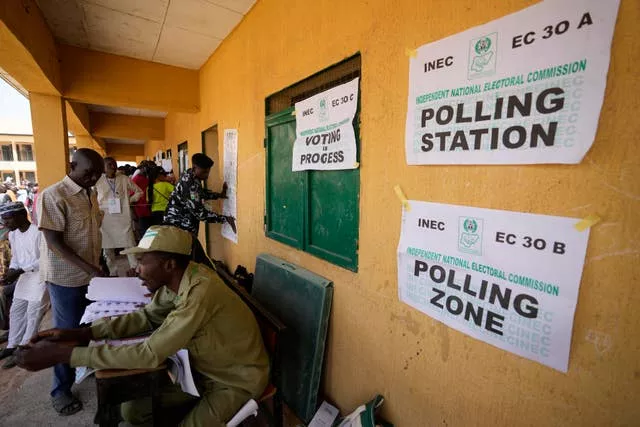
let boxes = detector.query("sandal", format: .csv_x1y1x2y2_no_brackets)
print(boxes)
51,394,83,416
1,355,16,369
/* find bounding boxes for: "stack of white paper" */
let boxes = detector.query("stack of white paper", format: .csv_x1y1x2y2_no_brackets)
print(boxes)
76,279,152,383
167,349,200,397
80,301,143,324
77,280,199,395
86,277,151,304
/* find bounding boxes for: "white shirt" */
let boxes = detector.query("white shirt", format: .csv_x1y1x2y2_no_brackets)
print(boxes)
9,224,41,272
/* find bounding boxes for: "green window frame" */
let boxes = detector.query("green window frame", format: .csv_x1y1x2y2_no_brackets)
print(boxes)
264,67,361,272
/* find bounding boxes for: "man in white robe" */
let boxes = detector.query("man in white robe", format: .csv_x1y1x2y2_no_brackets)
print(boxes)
0,202,48,369
95,157,143,276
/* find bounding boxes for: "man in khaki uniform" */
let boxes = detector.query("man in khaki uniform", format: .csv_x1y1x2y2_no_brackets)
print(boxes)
16,226,269,426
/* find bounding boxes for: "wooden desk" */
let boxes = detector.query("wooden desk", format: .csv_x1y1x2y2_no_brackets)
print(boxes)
94,364,167,427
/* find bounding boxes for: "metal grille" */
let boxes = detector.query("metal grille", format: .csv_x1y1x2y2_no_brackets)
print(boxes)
266,54,361,115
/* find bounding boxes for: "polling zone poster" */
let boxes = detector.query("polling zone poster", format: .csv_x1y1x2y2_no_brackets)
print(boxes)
397,201,590,372
405,0,620,164
292,78,359,171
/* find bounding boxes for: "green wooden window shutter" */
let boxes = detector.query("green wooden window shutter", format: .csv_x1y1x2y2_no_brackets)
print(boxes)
265,107,360,272
265,108,304,249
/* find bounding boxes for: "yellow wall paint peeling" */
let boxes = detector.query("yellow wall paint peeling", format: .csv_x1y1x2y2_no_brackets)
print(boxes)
159,0,640,425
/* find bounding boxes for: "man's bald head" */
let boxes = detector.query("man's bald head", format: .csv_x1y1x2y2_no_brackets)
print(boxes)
69,148,105,189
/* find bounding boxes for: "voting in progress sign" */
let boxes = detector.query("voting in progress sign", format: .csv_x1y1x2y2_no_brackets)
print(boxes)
292,78,359,171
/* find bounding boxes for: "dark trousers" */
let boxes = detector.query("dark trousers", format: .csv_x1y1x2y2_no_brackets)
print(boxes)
47,282,89,398
0,280,17,330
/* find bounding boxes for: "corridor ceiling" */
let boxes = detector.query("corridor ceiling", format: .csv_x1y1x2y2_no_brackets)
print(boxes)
35,0,256,70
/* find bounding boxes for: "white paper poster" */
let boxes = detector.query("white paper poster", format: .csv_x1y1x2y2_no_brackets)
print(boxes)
397,201,590,372
222,129,238,243
405,0,620,165
161,159,173,172
292,78,359,171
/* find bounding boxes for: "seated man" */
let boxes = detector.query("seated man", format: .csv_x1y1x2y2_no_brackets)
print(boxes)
0,202,47,369
16,225,269,426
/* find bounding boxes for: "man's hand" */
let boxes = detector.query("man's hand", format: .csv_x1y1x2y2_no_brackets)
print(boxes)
220,182,228,199
225,216,237,233
15,341,74,371
42,229,106,279
88,264,106,278
31,327,93,346
2,268,24,284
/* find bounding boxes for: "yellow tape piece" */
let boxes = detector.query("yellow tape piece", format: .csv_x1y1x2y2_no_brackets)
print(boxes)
291,110,296,116
405,47,417,58
394,185,411,212
574,214,601,232
353,162,360,168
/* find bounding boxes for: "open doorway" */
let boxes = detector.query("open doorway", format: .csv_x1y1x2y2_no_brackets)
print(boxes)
201,125,225,261
177,141,188,175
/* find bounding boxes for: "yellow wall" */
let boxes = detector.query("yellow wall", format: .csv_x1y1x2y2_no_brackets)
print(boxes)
144,111,202,174
105,143,145,162
59,45,199,113
75,135,106,157
91,112,165,141
161,0,640,425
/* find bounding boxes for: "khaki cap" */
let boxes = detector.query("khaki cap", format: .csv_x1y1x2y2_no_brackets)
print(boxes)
122,226,192,256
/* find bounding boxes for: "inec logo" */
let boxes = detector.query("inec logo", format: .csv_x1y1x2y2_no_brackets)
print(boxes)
458,217,484,255
468,32,497,80
318,98,329,123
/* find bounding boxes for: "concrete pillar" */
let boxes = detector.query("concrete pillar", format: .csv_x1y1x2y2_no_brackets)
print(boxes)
75,134,106,157
29,93,69,189
11,142,19,184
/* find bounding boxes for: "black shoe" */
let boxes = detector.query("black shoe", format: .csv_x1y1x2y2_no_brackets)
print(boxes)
1,355,16,369
0,347,15,360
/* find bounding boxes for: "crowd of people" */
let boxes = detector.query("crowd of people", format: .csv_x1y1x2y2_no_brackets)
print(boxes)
0,148,262,426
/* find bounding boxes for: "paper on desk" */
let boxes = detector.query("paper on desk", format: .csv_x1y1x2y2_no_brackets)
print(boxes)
87,277,151,304
74,336,149,384
13,271,46,302
309,401,340,427
168,349,200,397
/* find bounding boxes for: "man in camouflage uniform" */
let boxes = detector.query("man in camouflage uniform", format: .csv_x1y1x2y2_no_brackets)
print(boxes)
163,153,236,268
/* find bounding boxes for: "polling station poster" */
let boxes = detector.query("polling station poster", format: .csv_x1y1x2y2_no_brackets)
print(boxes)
405,0,620,165
397,201,590,372
292,78,359,171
